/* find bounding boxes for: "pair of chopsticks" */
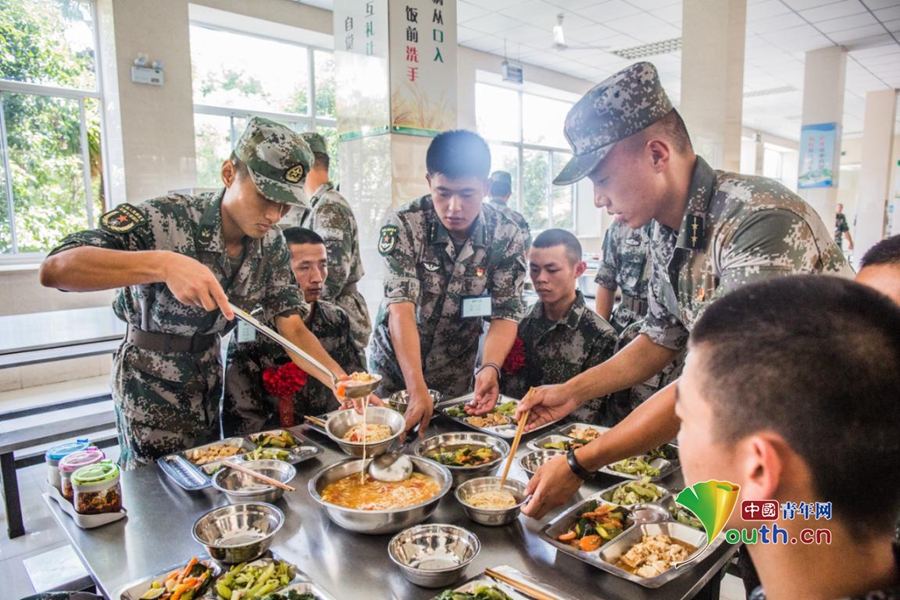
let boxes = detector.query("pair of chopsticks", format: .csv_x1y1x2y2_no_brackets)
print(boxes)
222,461,296,492
303,415,326,427
499,388,532,488
485,568,557,600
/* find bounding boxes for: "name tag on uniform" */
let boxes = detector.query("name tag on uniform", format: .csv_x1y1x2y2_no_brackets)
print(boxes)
461,295,492,318
236,320,258,343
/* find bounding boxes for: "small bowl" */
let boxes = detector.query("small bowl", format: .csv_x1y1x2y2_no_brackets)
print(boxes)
387,389,443,415
212,460,296,504
631,503,672,525
415,433,509,488
191,502,284,563
325,406,405,458
518,449,565,479
455,476,529,526
388,524,480,588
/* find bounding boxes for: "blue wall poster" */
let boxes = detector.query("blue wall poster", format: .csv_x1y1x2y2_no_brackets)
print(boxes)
798,122,838,189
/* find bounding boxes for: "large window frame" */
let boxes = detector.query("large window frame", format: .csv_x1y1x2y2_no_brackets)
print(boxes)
190,22,337,186
475,81,579,232
0,0,108,261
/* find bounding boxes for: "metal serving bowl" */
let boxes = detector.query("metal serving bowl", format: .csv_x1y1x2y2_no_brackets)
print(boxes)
308,456,452,535
415,432,509,488
211,460,296,504
191,502,284,563
455,476,529,527
325,406,406,458
518,449,565,479
388,524,480,588
387,389,443,415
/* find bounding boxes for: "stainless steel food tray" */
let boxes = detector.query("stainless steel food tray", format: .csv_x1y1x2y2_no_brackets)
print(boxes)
431,564,582,600
437,394,562,439
243,428,324,465
113,557,221,600
525,422,610,451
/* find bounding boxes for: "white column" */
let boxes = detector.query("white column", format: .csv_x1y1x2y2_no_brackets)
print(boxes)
856,89,898,256
798,46,846,221
680,0,747,172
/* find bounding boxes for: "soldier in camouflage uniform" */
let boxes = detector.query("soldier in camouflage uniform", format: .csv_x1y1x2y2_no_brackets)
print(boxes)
487,171,531,249
368,130,528,433
223,228,366,436
515,62,853,520
501,229,617,425
834,202,854,252
40,117,355,469
283,133,371,353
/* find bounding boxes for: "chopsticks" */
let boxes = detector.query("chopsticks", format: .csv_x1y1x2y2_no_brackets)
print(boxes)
303,415,326,427
222,461,296,492
485,568,558,600
499,388,532,488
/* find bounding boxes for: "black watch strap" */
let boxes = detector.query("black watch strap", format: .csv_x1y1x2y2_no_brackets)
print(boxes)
566,449,593,481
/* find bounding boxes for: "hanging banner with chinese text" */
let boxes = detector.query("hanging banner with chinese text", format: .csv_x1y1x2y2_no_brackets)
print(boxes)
798,122,838,189
388,0,457,137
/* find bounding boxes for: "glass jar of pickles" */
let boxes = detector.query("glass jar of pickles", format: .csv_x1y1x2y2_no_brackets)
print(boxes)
45,439,91,492
59,448,105,502
72,461,121,515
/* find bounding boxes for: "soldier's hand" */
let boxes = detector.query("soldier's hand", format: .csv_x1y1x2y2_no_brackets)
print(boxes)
522,453,584,520
403,388,434,438
516,384,579,432
163,253,234,319
466,368,500,415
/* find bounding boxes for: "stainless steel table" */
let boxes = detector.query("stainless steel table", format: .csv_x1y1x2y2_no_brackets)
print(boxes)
46,420,737,600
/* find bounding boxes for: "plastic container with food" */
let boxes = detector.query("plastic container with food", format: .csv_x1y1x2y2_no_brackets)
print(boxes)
72,460,122,515
45,439,91,491
58,447,105,502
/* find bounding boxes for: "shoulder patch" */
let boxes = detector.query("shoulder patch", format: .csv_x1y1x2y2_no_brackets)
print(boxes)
378,225,399,256
99,204,148,234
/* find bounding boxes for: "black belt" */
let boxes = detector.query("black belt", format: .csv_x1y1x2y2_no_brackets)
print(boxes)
619,295,648,316
126,326,218,354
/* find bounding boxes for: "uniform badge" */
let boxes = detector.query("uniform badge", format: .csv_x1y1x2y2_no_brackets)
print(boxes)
697,288,705,301
99,204,147,234
379,225,399,256
476,267,485,277
687,214,705,249
422,261,440,272
284,164,305,184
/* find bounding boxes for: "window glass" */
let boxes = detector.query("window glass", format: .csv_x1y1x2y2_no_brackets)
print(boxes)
523,94,569,148
522,149,550,231
475,83,520,143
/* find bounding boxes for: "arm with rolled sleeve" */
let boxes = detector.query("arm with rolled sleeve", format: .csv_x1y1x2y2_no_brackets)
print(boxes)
595,226,619,320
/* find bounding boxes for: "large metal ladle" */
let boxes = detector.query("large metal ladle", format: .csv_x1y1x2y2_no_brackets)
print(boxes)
229,302,381,399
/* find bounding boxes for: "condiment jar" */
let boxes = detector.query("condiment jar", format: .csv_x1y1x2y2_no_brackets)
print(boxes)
45,439,90,491
59,448,105,502
72,461,121,515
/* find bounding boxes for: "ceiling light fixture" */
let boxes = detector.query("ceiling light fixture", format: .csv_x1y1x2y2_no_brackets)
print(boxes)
611,38,682,60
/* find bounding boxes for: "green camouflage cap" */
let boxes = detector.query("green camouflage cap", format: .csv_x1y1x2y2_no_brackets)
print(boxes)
234,116,313,207
300,132,328,156
490,171,512,187
554,62,673,186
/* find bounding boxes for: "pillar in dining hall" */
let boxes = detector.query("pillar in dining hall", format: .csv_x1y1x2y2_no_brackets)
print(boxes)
679,0,747,172
796,46,847,221
855,89,898,256
332,0,458,313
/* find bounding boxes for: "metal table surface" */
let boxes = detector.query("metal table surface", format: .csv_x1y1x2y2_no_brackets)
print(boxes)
46,420,737,600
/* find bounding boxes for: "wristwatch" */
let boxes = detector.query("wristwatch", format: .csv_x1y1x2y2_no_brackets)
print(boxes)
566,449,593,481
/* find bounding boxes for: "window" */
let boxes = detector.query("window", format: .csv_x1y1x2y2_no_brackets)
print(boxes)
190,25,338,189
0,0,105,256
475,82,577,231
763,142,799,193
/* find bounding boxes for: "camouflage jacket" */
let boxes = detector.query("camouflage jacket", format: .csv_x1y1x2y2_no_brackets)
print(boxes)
368,197,527,398
834,212,850,247
50,191,308,336
502,292,616,422
487,199,532,249
641,157,854,350
294,182,365,299
595,220,652,332
223,300,365,436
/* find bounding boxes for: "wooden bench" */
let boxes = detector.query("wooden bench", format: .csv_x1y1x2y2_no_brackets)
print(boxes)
0,409,117,539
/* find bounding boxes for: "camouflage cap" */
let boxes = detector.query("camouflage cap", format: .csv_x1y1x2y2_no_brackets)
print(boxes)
490,171,512,187
300,132,328,156
554,62,673,186
234,116,313,207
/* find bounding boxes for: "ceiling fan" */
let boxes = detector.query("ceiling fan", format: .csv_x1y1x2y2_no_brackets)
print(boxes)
552,13,609,51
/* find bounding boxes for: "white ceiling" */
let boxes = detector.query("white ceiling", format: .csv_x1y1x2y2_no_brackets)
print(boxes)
300,0,900,141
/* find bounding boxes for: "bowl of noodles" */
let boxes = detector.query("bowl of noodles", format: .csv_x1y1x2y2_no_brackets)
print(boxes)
325,406,405,458
308,456,452,534
455,476,529,526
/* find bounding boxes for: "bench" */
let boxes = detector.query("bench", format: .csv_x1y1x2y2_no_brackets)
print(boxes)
0,409,117,539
